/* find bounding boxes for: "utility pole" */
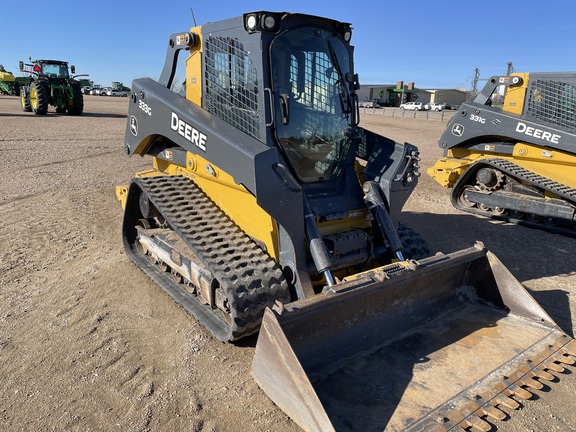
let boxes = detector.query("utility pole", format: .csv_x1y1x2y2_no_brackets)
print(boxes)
470,67,481,101
506,61,515,75
470,62,514,101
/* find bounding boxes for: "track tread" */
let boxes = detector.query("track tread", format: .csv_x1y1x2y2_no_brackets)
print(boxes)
452,158,576,236
484,158,576,201
126,175,290,341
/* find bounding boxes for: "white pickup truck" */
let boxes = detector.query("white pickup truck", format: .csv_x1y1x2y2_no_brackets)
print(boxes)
399,101,424,111
425,102,445,111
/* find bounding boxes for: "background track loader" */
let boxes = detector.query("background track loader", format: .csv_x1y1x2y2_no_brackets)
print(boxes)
428,72,576,237
116,12,576,431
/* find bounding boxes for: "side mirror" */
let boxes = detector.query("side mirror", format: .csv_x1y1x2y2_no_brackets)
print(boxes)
19,61,24,71
71,65,76,74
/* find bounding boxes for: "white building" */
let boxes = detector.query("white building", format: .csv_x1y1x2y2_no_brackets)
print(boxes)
357,82,468,107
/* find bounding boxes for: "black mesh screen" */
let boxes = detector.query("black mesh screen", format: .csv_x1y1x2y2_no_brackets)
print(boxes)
527,78,576,131
204,37,260,139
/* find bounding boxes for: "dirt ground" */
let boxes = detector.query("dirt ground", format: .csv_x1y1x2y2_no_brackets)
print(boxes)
1,95,575,432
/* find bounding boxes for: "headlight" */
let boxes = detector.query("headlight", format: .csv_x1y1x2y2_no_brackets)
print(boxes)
262,15,276,30
343,30,352,42
244,12,280,33
246,14,258,31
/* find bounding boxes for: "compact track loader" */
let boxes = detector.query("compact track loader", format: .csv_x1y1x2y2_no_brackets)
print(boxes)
429,72,576,236
117,12,576,431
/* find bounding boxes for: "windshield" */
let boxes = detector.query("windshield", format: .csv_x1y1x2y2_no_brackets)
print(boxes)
271,26,353,183
41,63,69,78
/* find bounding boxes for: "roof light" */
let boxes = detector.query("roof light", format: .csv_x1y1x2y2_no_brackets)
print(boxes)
262,15,276,30
343,30,352,43
246,14,258,31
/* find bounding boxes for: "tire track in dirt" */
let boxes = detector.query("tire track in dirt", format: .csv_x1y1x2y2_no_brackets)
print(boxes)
25,150,119,169
0,182,221,431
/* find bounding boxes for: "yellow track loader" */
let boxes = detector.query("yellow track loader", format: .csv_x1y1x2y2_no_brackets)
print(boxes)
428,72,576,236
116,12,576,431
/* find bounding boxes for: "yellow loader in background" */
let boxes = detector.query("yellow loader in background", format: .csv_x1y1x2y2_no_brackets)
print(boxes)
116,12,576,431
429,71,576,237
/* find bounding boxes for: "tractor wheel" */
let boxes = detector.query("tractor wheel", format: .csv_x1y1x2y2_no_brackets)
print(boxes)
30,81,48,115
21,87,32,112
68,85,84,116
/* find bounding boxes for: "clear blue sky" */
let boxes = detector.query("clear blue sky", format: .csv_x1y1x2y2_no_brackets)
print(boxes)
2,1,575,90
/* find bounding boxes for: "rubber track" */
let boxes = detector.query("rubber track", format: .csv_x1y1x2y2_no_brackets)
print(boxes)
485,158,576,201
452,158,576,236
126,175,290,342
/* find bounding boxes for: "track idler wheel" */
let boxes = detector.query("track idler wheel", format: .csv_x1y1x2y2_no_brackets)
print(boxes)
479,203,491,212
139,192,158,219
544,217,559,226
158,260,169,272
135,219,151,255
457,186,477,208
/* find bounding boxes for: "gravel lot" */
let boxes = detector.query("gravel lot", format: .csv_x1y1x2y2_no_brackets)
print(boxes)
1,95,575,431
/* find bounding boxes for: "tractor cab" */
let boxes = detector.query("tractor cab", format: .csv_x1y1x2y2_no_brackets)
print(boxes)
21,59,74,80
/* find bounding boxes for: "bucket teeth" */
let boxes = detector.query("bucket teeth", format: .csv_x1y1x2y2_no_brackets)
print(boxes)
507,384,533,400
518,376,544,390
493,394,520,410
460,414,491,431
543,359,565,373
553,354,575,365
531,367,555,382
564,339,576,357
476,404,506,421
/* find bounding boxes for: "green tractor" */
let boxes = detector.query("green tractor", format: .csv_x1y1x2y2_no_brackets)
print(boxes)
19,59,87,115
111,81,130,92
